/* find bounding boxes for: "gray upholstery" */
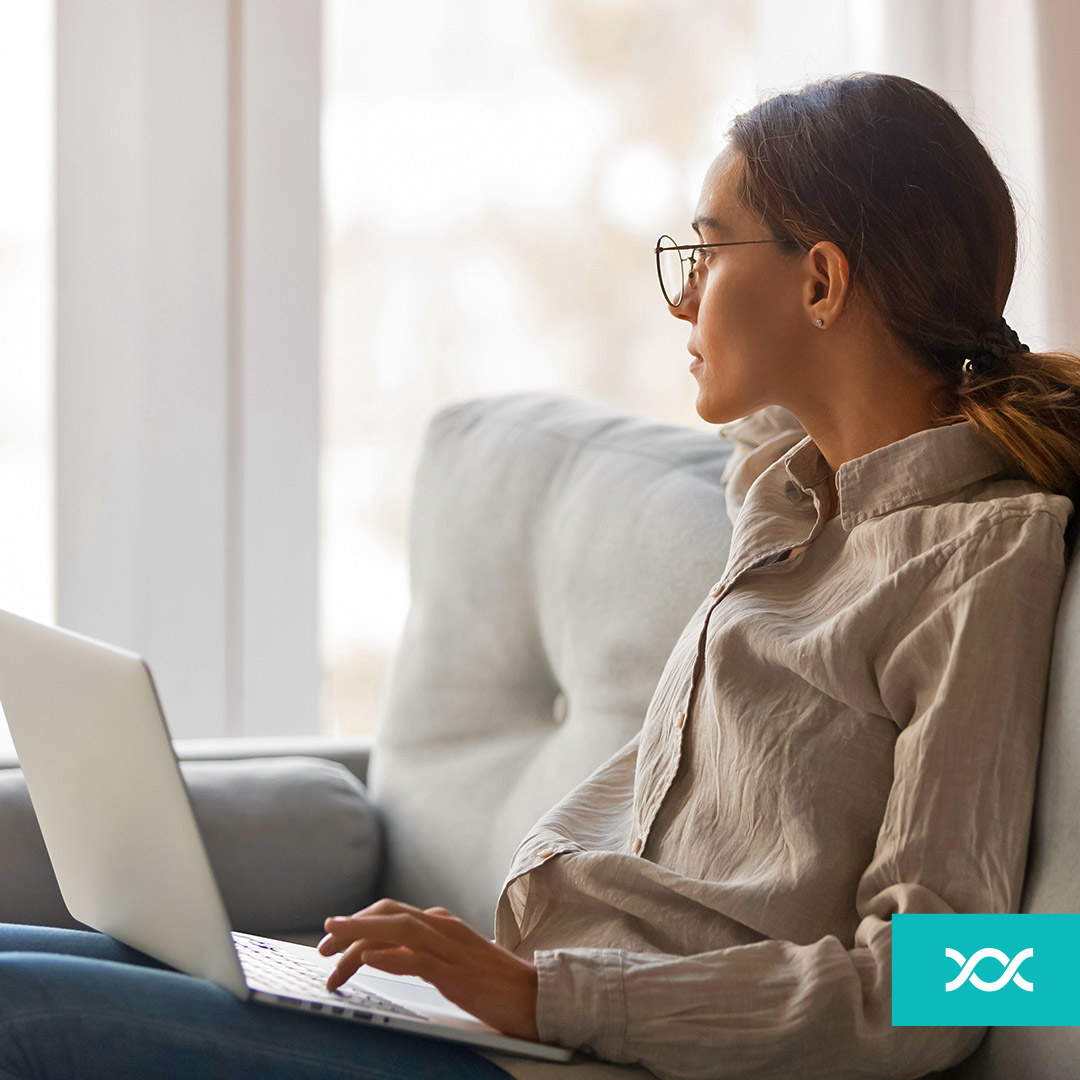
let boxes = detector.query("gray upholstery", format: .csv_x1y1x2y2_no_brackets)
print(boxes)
369,393,735,933
943,550,1080,1077
169,735,371,786
0,736,371,786
0,756,381,936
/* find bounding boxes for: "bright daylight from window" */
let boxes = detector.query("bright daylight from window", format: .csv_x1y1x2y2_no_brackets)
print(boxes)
0,4,54,758
319,0,776,737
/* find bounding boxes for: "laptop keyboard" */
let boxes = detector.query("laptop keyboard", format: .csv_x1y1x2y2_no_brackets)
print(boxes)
233,932,429,1021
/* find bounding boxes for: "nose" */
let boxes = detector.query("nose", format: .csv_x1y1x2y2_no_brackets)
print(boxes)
668,277,698,322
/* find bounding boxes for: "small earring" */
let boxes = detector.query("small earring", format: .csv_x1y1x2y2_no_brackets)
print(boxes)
815,318,824,328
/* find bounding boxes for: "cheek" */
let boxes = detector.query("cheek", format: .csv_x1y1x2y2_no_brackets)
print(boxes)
701,264,790,340
697,270,751,335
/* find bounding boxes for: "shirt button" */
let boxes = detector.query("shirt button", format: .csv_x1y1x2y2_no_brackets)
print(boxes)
632,836,643,855
709,581,723,598
675,711,686,729
538,848,555,859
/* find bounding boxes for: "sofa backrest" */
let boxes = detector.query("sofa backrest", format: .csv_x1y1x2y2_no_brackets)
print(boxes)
371,390,1080,1079
369,393,735,931
947,550,1080,1078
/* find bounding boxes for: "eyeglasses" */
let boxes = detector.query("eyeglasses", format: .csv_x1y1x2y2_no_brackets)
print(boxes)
655,234,788,307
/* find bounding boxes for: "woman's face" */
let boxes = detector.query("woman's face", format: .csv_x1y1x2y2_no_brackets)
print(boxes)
670,144,816,424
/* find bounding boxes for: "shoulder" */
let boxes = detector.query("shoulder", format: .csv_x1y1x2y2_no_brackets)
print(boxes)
854,484,1073,654
869,479,1072,570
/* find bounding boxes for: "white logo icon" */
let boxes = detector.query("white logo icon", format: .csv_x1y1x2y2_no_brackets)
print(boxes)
945,947,1034,992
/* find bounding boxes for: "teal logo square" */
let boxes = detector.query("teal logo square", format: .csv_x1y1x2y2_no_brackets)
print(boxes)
893,914,1080,1026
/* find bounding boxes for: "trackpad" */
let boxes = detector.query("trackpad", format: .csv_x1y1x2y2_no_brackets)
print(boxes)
353,969,497,1029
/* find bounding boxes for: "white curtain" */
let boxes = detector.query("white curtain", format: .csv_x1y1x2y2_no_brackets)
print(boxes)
881,0,1062,351
1034,0,1080,353
749,0,1075,353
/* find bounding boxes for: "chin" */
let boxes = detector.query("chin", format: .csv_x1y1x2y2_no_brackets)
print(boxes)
695,396,743,426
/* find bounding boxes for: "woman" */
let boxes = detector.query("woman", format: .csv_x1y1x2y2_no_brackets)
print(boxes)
3,71,1080,1080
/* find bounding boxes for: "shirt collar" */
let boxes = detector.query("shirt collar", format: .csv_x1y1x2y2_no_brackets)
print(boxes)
781,419,1016,532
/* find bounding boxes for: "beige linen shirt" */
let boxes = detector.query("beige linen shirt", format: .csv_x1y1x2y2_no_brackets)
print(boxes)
480,406,1073,1080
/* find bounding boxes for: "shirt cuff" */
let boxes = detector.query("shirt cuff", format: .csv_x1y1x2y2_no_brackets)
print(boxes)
534,948,628,1062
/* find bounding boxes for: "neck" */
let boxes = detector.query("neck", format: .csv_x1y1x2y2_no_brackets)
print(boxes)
786,344,958,482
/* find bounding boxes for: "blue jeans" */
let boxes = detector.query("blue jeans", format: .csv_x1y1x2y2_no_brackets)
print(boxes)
0,924,513,1079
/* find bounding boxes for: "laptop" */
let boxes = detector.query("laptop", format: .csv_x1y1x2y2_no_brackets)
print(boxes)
0,607,573,1063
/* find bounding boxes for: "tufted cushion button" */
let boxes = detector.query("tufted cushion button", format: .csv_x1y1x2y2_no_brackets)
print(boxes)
551,692,568,725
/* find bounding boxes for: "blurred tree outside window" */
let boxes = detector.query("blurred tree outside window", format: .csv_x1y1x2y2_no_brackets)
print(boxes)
320,0,762,736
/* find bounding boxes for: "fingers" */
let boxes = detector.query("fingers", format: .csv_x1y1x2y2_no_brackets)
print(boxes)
328,912,456,960
321,913,454,961
327,938,387,991
320,898,426,945
320,899,467,952
318,930,401,956
354,947,440,979
314,898,540,1040
328,942,444,991
317,899,465,991
317,898,412,955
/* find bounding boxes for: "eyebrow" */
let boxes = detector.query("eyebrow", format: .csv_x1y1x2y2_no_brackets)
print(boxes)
692,215,727,237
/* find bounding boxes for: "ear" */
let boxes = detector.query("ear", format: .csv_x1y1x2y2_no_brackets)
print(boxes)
804,240,851,330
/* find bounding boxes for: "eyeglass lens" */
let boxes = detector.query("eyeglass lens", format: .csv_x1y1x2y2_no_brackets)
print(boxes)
657,236,689,306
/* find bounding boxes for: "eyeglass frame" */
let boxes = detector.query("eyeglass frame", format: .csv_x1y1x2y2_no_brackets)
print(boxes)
655,234,789,307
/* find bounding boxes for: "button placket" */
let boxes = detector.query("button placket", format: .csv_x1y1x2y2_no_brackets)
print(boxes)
633,604,710,858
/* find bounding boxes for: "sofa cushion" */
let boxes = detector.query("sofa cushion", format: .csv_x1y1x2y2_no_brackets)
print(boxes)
941,548,1080,1079
0,755,382,935
369,392,734,932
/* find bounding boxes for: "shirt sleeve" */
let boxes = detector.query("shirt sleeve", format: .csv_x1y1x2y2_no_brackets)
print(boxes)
495,733,641,947
529,508,1067,1080
715,405,808,527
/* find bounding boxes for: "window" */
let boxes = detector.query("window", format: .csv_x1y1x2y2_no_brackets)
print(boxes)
6,3,1050,751
320,0,775,735
0,3,54,758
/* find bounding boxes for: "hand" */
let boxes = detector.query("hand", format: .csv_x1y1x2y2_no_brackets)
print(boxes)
317,898,540,1042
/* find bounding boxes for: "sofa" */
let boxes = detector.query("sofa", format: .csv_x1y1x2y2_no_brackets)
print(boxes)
1,390,1078,1078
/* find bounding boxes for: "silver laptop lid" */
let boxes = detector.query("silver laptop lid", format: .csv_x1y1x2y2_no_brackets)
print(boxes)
0,608,246,996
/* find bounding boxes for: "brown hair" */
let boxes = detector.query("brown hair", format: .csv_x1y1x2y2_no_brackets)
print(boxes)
725,71,1080,500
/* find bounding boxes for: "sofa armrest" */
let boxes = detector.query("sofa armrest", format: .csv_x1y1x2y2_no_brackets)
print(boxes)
0,735,373,785
171,734,373,786
0,751,382,938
